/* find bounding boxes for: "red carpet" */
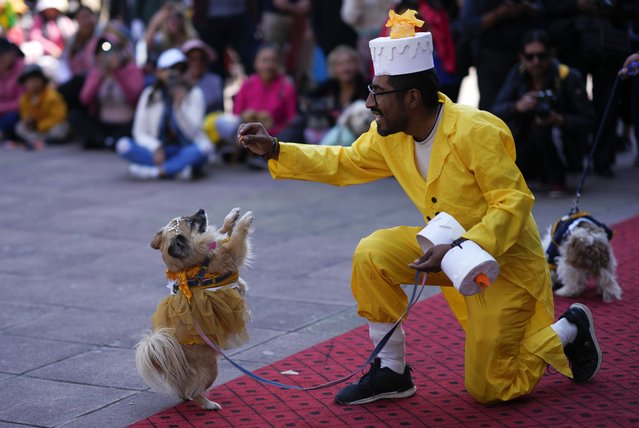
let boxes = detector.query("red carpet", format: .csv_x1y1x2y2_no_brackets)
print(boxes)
130,216,639,427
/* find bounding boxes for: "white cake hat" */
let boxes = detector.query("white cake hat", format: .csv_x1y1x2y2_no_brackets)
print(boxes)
369,10,434,76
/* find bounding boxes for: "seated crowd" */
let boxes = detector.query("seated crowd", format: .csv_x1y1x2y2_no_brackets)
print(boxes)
0,0,634,188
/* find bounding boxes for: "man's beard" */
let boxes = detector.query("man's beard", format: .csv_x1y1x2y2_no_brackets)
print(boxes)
375,114,408,137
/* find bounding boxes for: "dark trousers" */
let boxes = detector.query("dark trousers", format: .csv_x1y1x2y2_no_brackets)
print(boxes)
69,109,132,149
58,75,86,112
195,14,258,78
516,125,566,187
476,47,518,113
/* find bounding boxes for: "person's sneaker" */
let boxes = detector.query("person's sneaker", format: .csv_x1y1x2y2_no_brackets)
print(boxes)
175,166,193,180
560,303,602,383
128,163,159,180
334,358,416,405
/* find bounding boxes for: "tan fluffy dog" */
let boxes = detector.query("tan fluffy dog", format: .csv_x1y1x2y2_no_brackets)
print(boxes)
135,207,253,410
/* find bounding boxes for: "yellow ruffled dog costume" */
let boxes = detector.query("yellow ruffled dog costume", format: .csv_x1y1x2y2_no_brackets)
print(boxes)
151,265,250,348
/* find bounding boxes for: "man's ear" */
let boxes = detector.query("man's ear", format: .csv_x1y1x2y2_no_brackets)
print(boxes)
150,230,163,250
405,88,422,110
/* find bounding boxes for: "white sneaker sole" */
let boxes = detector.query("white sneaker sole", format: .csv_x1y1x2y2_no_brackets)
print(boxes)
337,386,417,405
571,303,603,381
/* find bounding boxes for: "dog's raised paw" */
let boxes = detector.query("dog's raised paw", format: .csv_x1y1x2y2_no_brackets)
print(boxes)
237,211,254,229
194,395,222,410
220,207,241,234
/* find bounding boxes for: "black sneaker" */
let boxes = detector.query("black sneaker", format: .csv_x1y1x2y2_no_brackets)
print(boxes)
334,358,416,405
560,303,602,383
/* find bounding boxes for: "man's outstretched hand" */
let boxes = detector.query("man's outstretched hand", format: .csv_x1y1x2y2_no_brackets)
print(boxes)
238,122,275,157
409,244,451,272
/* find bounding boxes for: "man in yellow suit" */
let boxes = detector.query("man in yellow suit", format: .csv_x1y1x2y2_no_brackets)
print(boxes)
238,11,602,406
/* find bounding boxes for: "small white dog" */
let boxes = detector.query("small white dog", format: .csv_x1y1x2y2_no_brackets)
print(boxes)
319,100,374,146
543,214,622,303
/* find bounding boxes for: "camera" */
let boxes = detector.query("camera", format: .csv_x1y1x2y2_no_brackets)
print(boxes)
97,38,117,56
534,89,556,118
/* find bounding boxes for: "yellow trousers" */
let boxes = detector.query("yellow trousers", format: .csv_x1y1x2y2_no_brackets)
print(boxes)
351,226,572,404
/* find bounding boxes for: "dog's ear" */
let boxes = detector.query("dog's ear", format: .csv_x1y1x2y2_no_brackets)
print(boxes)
191,209,208,233
150,230,163,250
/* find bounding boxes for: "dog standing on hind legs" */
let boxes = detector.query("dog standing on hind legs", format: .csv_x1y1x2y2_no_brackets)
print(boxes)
135,207,254,410
544,213,622,303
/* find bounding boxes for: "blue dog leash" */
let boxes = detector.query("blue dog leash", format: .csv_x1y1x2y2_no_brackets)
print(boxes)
192,271,428,390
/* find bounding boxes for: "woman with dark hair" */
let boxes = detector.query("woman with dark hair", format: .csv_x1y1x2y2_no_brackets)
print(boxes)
70,22,144,149
493,29,593,197
115,48,212,180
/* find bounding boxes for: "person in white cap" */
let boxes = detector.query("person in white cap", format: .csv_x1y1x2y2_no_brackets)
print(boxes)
237,9,602,405
115,48,213,180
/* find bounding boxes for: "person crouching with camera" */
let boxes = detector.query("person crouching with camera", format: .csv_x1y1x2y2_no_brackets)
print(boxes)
115,48,213,180
493,30,593,198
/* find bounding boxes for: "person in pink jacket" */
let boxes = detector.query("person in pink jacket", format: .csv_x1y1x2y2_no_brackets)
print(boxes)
29,0,75,59
0,37,24,142
233,45,297,138
69,23,144,149
213,45,297,169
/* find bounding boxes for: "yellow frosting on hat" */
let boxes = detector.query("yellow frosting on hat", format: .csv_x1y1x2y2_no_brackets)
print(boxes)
386,9,425,39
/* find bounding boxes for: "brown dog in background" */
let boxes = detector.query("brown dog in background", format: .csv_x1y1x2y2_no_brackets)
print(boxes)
135,208,253,410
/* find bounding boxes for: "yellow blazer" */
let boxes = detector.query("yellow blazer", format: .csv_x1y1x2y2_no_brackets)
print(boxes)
19,86,68,133
269,93,554,319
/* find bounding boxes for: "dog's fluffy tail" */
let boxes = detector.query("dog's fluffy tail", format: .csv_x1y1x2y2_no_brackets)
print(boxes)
135,328,196,400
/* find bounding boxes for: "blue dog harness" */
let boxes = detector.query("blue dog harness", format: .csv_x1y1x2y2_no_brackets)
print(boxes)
545,211,613,271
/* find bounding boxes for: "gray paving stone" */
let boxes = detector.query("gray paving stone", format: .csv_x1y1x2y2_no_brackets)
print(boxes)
0,302,63,331
58,391,178,428
246,296,349,332
245,270,355,305
0,376,134,427
0,334,90,374
0,421,30,427
0,229,125,278
0,372,14,382
8,307,148,348
27,347,147,391
231,331,337,365
213,359,269,386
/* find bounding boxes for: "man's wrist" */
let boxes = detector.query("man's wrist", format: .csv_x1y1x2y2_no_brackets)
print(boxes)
263,137,280,160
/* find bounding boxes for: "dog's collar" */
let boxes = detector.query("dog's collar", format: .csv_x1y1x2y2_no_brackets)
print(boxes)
166,258,239,303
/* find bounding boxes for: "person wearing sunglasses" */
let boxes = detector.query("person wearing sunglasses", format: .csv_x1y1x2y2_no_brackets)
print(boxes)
238,12,601,407
493,30,593,198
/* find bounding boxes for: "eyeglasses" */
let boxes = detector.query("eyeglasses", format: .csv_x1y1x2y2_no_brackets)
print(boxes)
522,52,549,61
367,84,409,104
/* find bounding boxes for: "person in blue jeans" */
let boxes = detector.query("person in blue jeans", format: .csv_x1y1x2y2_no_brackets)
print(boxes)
116,48,213,180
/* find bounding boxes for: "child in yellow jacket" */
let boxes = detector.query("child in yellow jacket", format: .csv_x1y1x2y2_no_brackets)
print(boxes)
13,64,69,150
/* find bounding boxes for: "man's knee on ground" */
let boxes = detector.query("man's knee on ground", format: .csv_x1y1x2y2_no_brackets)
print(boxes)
464,319,531,404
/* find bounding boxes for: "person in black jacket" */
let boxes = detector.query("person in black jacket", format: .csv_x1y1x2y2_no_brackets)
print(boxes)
493,30,593,197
